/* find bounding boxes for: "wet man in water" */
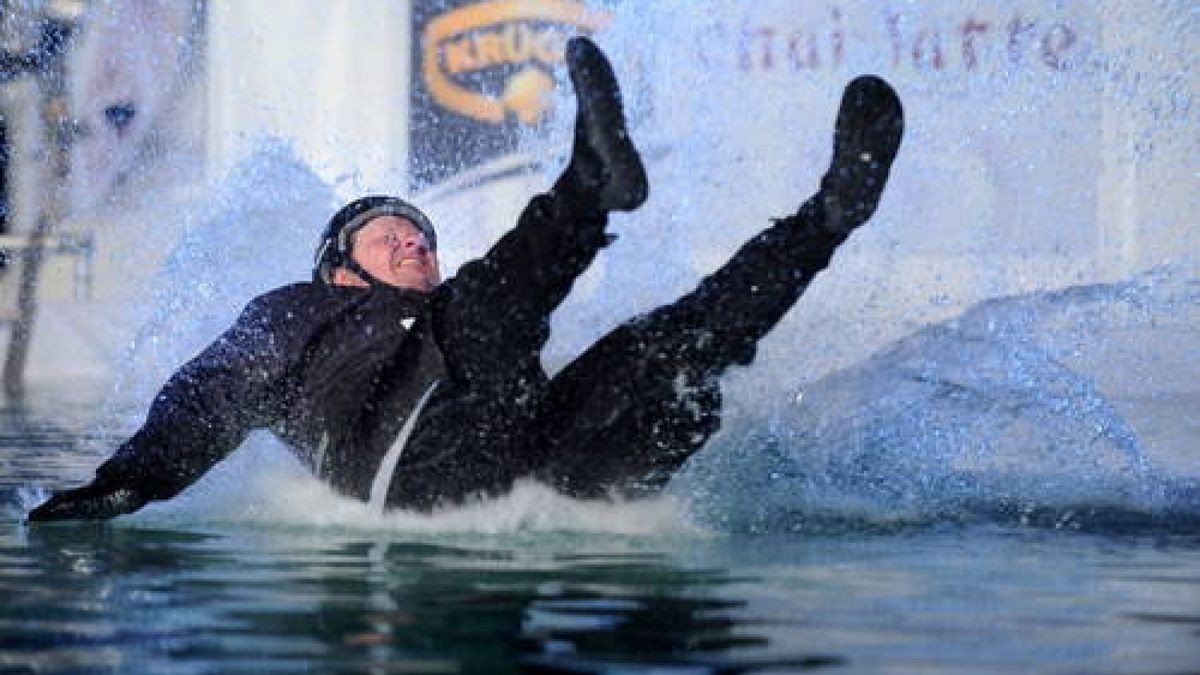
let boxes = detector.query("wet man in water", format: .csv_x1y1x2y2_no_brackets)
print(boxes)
29,37,903,521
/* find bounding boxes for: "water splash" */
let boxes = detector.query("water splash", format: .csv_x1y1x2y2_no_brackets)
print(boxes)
674,272,1200,533
82,272,1197,536
111,138,336,408
118,438,699,537
71,3,1196,537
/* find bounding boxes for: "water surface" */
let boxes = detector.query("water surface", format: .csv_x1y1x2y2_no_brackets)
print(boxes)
2,383,1197,674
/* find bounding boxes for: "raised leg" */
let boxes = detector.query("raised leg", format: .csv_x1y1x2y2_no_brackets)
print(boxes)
384,38,648,510
531,76,905,499
431,36,647,385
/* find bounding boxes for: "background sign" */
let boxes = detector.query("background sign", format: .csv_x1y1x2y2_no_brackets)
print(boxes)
409,0,607,189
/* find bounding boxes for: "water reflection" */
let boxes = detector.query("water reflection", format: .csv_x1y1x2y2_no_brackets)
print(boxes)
246,539,844,672
2,527,225,671
5,524,840,672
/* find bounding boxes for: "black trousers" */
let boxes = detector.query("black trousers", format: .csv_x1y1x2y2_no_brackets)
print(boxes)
386,192,846,510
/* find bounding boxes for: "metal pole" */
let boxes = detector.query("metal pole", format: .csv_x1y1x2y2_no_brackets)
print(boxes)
2,18,74,397
2,217,47,396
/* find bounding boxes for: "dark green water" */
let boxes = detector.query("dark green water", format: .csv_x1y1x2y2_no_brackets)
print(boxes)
2,385,1198,674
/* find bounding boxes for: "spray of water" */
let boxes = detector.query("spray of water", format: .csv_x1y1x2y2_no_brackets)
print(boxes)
84,2,1196,535
108,138,336,411
673,272,1199,533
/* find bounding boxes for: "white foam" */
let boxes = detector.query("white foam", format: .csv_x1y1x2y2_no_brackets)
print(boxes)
125,439,704,537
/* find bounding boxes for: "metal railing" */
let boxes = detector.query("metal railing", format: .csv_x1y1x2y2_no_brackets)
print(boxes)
0,230,95,304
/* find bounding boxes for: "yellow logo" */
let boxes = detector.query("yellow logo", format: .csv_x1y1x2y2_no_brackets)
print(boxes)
422,0,611,125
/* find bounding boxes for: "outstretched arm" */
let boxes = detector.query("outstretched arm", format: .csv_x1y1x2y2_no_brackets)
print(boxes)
28,295,293,521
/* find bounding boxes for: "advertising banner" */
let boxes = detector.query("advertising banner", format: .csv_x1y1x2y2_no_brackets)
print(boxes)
634,1,1106,261
409,0,609,189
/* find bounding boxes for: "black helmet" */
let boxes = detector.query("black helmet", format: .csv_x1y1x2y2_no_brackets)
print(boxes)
313,195,437,284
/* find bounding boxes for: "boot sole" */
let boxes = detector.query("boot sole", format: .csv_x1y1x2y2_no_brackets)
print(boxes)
566,37,648,211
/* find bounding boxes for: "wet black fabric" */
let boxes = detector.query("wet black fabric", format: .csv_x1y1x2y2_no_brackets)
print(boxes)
95,283,446,503
94,192,846,511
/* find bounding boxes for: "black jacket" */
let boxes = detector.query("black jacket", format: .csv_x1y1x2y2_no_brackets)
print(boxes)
95,283,458,503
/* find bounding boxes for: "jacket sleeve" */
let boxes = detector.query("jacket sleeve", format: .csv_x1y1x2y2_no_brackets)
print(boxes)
91,293,295,502
434,192,609,381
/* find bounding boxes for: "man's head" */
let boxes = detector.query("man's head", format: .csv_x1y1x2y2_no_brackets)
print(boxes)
313,196,441,291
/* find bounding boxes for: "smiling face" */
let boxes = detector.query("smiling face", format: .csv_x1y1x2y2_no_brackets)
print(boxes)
332,215,441,291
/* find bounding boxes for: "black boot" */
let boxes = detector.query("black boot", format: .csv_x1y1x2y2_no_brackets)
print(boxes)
819,75,904,234
553,37,648,213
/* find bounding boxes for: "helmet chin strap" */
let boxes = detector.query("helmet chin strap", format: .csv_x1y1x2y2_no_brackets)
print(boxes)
343,256,390,289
